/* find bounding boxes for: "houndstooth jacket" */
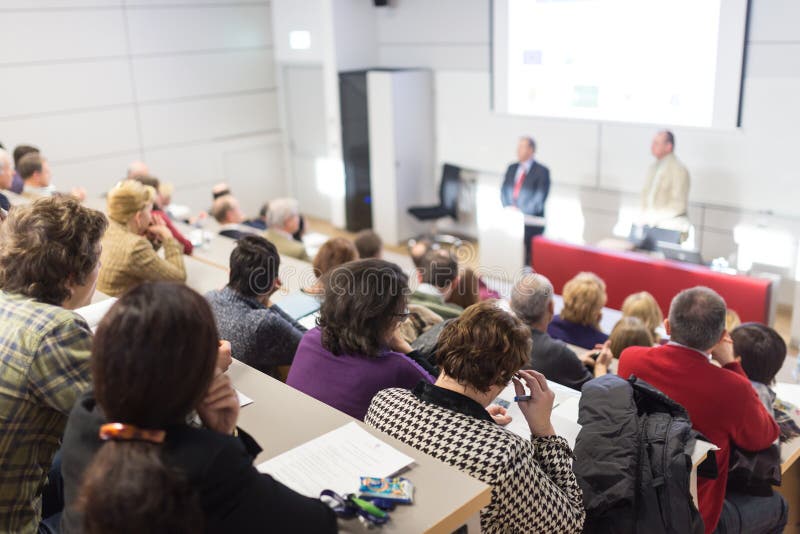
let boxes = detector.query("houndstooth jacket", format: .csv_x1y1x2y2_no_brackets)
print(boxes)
365,384,585,534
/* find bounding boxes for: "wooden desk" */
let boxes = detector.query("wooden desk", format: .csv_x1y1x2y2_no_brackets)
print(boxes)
184,256,228,295
228,360,491,534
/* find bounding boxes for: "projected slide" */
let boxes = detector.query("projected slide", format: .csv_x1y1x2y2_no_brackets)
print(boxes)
493,0,748,128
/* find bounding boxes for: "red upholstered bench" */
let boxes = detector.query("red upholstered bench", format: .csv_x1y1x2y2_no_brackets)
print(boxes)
531,236,773,324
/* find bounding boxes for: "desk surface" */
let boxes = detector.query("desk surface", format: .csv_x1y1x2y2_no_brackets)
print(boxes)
228,359,491,534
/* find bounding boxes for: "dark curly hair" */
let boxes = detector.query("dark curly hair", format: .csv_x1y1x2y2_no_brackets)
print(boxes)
318,259,409,357
437,300,531,392
0,196,108,305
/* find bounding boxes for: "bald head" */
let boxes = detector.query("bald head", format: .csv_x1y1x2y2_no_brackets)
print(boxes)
127,160,149,179
510,273,554,326
0,149,13,190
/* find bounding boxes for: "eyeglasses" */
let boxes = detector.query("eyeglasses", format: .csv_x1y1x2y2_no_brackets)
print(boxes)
393,309,411,319
320,490,390,526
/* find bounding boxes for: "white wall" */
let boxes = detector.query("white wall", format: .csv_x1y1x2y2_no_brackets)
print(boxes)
372,0,800,304
0,0,285,216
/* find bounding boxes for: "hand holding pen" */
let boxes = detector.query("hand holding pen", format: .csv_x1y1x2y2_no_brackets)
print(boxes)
512,370,556,438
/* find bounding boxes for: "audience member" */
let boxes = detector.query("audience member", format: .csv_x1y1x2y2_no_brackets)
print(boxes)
18,152,85,201
10,144,38,194
302,237,359,296
133,174,193,254
511,274,610,390
354,229,383,259
97,180,186,297
548,272,609,349
243,202,269,231
211,182,231,200
621,291,663,342
0,148,13,210
0,196,107,533
410,238,500,302
287,259,435,420
732,323,799,443
211,195,256,240
59,282,337,533
206,236,306,378
126,160,149,180
726,309,742,332
606,316,654,358
264,198,309,261
410,250,463,319
366,301,585,533
618,287,785,533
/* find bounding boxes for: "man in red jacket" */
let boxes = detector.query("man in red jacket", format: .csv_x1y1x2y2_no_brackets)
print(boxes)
618,287,786,534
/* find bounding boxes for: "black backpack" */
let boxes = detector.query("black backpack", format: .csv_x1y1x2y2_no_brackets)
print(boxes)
574,374,714,533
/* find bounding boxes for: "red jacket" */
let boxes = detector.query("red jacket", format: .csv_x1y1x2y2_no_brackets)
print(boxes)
618,343,779,533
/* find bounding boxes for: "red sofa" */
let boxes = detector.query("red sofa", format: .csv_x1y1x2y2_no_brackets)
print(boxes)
532,237,773,324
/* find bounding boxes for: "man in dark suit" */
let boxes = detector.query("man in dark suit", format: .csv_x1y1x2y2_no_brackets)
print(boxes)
500,136,551,266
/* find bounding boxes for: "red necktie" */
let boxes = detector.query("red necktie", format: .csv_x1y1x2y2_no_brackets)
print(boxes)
512,168,526,205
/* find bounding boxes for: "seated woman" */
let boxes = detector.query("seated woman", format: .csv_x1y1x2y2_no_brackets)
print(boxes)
365,301,585,533
621,291,663,343
607,316,655,359
286,259,435,420
97,180,186,296
302,237,359,296
548,271,609,349
206,235,306,379
59,282,336,533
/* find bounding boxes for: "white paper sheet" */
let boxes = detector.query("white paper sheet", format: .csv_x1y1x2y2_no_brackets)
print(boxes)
236,390,254,407
493,380,583,449
257,422,415,497
74,297,117,333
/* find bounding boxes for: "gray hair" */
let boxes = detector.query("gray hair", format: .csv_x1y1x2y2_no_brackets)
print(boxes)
0,149,10,172
510,273,553,325
668,286,726,351
266,197,299,228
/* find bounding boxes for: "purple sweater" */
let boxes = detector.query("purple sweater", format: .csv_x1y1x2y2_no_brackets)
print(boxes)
547,314,609,350
286,328,434,420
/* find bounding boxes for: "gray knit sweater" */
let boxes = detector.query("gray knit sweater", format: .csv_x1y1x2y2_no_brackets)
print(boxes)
206,286,306,377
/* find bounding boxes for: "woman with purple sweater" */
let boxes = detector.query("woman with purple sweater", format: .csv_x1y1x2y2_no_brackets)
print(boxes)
287,259,435,420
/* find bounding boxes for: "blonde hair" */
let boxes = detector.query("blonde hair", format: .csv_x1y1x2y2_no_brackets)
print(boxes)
726,309,741,332
608,317,654,358
106,180,155,224
560,272,607,327
621,291,663,341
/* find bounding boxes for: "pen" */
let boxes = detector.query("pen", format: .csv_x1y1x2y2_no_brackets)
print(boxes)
514,395,531,402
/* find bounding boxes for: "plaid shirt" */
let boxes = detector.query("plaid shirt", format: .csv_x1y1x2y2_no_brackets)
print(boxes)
0,291,92,533
97,219,186,297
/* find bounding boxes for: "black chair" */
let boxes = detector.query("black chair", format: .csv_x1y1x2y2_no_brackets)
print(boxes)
407,163,463,249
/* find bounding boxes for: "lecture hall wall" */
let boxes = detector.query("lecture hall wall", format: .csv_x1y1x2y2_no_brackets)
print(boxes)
0,0,286,216
372,0,800,300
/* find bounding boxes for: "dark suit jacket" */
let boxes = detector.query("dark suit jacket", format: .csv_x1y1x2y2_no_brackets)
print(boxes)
526,328,592,391
500,160,551,219
60,392,337,534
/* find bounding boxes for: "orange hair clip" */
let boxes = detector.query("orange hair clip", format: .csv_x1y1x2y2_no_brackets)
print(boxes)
99,422,166,444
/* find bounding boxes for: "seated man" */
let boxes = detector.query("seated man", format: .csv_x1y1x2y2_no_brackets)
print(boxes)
354,229,383,259
10,144,38,194
510,274,610,390
126,160,149,180
205,235,306,378
410,250,463,320
211,195,257,240
0,148,13,210
618,287,785,534
18,152,85,201
264,197,309,261
0,196,107,533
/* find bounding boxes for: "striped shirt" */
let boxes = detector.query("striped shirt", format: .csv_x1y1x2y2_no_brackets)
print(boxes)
0,291,92,533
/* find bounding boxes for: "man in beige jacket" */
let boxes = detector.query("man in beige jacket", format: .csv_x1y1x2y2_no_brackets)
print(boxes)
640,130,690,230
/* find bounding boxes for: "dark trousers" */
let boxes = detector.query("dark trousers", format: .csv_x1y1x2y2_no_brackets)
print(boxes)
38,450,64,534
713,490,788,534
524,225,545,267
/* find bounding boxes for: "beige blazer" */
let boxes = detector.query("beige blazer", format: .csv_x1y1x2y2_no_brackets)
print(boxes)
640,153,690,225
264,228,310,262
